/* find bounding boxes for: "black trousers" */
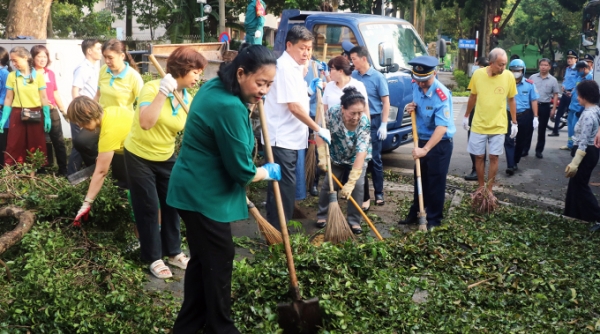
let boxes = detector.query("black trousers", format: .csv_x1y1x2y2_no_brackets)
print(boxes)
505,109,533,167
552,93,571,134
124,149,180,263
266,146,297,231
68,123,83,175
535,103,551,154
72,129,128,188
0,129,8,166
564,145,600,222
48,108,67,175
173,209,240,334
407,139,453,228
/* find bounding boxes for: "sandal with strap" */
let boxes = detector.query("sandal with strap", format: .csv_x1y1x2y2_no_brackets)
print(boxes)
150,260,173,279
168,253,190,270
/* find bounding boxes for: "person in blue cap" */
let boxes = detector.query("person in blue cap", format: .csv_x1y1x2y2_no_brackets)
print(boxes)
562,61,593,151
549,49,578,136
582,54,594,70
503,58,539,175
398,56,455,231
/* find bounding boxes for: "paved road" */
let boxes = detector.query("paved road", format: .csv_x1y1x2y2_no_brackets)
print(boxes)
382,97,600,205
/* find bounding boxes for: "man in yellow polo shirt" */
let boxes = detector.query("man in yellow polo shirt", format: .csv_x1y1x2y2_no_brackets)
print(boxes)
463,48,518,194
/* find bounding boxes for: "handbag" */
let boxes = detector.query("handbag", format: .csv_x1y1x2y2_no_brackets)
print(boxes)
16,74,42,123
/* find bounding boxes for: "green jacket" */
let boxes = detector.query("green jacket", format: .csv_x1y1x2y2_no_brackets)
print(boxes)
167,78,256,222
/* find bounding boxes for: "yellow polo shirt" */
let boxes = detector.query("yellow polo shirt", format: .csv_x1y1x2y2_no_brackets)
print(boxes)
469,67,517,134
5,70,46,108
98,106,134,154
124,80,189,161
97,63,144,112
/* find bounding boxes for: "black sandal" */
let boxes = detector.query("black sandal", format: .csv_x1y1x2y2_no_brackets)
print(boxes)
316,220,326,228
375,194,385,206
351,226,363,235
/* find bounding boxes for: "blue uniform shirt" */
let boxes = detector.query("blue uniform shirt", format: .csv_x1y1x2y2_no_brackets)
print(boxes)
304,60,317,118
412,79,455,140
563,65,578,91
569,72,594,112
508,79,539,113
351,67,389,115
0,66,10,128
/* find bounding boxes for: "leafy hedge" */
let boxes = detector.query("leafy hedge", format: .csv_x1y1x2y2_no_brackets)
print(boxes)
453,70,471,91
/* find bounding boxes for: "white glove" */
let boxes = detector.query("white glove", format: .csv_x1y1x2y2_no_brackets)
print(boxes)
378,122,388,141
533,117,539,129
317,127,331,145
510,123,518,139
255,30,262,38
159,73,177,96
463,117,470,131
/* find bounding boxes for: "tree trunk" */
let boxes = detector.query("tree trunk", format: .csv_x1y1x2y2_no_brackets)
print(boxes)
411,0,418,28
499,0,522,31
0,206,35,256
126,0,133,38
47,2,54,38
5,0,52,39
332,0,338,12
219,0,226,34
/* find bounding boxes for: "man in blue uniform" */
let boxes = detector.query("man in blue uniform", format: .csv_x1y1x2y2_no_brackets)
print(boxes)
398,56,455,230
504,59,539,175
549,49,578,136
562,61,593,150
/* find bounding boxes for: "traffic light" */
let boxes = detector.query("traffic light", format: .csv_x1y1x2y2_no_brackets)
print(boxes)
492,15,501,36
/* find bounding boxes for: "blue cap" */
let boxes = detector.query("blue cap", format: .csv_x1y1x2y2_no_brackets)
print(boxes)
566,49,577,58
341,41,355,53
583,54,594,63
407,56,439,82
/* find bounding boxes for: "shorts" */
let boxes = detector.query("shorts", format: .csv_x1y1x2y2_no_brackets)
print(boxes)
468,132,504,156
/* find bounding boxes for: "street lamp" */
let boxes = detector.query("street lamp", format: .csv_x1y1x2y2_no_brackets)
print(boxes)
196,0,212,42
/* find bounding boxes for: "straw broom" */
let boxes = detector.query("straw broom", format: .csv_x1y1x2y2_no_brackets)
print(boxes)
304,61,321,191
317,94,354,244
148,55,283,243
247,196,283,245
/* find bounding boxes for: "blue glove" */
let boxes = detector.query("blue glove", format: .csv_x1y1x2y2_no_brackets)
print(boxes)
307,78,323,96
261,163,281,181
377,122,388,141
43,105,51,133
0,106,11,133
317,61,329,75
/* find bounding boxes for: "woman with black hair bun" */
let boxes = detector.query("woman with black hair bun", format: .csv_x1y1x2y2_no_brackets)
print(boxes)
315,86,371,234
167,44,281,333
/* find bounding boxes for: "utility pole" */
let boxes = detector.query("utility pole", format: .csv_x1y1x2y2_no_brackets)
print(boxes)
219,0,225,34
481,2,487,58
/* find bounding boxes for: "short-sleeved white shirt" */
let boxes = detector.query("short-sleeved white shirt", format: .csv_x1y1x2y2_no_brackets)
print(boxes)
263,51,310,150
322,78,369,110
72,59,99,99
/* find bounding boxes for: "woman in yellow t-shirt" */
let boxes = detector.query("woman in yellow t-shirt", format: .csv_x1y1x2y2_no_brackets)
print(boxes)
123,47,207,279
66,96,133,225
0,47,51,166
94,39,143,112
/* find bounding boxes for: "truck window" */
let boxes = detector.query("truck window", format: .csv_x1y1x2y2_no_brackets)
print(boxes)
312,24,358,60
359,23,428,70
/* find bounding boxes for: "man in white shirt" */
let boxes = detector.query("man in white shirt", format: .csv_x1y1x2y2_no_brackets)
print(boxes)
69,39,101,175
264,25,331,231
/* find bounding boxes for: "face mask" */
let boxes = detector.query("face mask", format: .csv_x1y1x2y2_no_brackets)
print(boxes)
512,72,522,79
578,71,586,77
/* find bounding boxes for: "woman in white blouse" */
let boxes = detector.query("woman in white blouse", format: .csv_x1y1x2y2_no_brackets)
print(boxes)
322,56,369,119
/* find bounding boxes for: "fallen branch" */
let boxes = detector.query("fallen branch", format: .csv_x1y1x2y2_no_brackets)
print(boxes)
0,206,36,256
467,277,496,290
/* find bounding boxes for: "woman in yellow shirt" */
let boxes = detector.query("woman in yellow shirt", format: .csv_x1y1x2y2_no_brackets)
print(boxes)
94,39,143,112
67,97,133,225
123,47,207,279
0,47,51,166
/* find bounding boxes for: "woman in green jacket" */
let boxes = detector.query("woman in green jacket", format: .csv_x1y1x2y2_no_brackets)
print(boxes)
167,45,279,333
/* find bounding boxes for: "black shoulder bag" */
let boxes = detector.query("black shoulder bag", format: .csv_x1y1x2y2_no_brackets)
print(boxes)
16,74,42,123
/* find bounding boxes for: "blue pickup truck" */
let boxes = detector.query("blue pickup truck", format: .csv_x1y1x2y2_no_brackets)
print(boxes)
273,9,433,152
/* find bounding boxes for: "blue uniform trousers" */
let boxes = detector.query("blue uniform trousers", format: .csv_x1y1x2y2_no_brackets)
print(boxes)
363,114,384,201
505,109,533,168
295,148,306,200
567,109,580,149
551,93,571,134
407,139,453,228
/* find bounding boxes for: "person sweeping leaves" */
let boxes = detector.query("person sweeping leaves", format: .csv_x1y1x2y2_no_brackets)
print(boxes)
315,86,371,234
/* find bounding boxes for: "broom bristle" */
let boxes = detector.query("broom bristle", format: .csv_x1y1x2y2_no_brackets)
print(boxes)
249,206,283,245
324,201,355,244
305,141,317,189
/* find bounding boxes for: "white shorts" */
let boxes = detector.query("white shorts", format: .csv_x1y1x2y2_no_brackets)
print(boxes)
468,132,504,156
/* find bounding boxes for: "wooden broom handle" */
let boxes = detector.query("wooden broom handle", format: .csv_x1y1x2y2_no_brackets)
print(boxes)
257,100,301,300
410,112,426,216
148,54,188,114
330,174,383,240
